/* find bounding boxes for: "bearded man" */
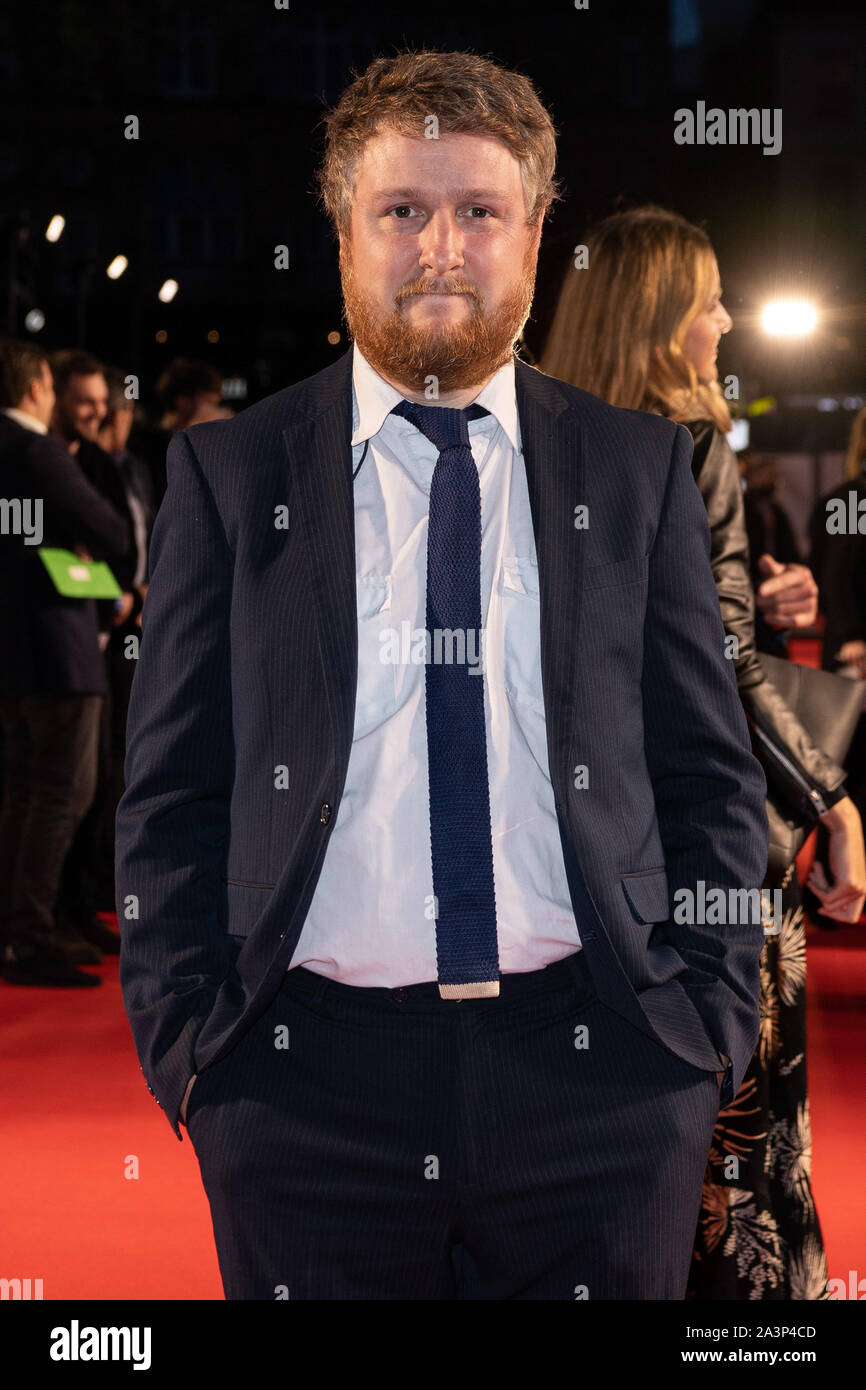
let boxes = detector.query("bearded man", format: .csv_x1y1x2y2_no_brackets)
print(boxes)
116,48,768,1300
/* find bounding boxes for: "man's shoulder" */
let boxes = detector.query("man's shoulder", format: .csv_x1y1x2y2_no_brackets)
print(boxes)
0,415,74,469
0,413,29,459
184,352,351,462
516,360,682,453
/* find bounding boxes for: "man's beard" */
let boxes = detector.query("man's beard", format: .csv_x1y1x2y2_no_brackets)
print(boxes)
53,409,98,447
339,239,538,394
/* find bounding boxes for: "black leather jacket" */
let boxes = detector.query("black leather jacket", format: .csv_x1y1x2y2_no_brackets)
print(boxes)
685,420,848,821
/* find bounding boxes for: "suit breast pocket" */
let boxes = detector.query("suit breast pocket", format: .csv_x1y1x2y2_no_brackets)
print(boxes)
583,553,649,592
354,572,397,736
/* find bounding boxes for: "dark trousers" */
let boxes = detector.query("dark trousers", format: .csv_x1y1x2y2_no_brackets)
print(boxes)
58,629,139,918
0,691,103,950
185,948,721,1300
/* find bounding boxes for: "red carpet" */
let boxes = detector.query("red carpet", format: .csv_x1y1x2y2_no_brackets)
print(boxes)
1,906,863,1300
0,918,221,1300
805,912,866,1290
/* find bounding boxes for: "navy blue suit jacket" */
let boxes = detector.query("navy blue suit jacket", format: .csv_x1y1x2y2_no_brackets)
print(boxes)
116,349,769,1139
0,415,131,695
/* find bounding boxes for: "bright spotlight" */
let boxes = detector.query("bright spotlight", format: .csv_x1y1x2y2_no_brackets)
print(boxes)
761,300,817,336
106,255,128,280
24,308,45,332
158,279,179,303
45,215,65,243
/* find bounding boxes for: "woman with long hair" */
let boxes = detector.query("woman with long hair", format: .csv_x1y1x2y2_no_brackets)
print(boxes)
540,204,866,1299
808,404,866,845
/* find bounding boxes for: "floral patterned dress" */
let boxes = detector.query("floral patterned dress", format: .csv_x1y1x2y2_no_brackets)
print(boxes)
687,862,830,1299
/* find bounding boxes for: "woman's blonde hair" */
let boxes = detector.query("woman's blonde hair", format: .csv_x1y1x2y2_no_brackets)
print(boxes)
540,204,731,432
845,406,866,481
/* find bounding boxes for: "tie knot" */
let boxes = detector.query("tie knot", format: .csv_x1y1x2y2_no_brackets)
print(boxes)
391,398,489,453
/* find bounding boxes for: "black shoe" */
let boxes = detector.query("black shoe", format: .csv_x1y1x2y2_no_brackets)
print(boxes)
75,915,121,956
48,927,103,965
1,942,102,987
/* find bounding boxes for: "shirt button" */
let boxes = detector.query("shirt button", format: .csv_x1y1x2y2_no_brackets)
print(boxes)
320,803,331,824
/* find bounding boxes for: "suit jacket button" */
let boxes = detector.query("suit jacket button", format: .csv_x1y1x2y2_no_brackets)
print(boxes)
320,803,331,824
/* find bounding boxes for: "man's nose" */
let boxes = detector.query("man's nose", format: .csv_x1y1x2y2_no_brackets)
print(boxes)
418,211,465,272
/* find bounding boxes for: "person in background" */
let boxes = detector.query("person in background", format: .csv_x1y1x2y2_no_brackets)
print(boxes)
93,367,155,908
738,449,803,659
130,359,230,509
0,340,130,986
808,406,866,832
540,204,866,1299
50,349,108,457
156,357,227,433
809,407,866,679
50,350,138,960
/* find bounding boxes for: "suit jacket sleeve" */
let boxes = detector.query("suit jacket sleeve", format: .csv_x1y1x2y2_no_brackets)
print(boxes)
116,428,235,1134
641,423,769,1100
28,434,130,559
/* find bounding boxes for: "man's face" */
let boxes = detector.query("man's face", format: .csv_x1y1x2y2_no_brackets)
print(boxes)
54,371,108,443
339,130,543,395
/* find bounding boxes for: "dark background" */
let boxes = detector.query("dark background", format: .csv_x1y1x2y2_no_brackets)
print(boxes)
1,0,863,446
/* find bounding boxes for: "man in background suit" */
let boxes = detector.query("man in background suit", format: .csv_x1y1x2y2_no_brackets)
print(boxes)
116,49,768,1299
50,351,147,958
90,367,154,914
0,341,130,986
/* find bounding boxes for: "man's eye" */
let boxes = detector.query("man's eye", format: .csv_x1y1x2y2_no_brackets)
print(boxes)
386,206,494,219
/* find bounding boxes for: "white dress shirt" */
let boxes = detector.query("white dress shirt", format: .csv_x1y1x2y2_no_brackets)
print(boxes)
1,407,48,434
291,344,581,986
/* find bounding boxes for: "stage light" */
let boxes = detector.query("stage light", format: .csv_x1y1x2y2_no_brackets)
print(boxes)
760,300,817,336
106,255,128,280
158,279,179,303
45,215,65,242
24,308,45,332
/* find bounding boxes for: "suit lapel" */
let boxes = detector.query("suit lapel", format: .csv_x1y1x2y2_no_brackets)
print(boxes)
281,349,357,789
515,358,585,804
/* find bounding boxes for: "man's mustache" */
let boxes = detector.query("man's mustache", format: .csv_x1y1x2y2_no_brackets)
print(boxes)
394,279,481,304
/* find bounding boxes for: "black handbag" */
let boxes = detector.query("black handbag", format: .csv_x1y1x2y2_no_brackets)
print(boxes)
750,652,866,880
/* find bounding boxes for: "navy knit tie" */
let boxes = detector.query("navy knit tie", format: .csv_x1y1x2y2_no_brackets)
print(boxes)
391,398,500,999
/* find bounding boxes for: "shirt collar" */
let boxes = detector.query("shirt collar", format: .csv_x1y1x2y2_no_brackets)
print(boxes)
2,407,48,435
351,342,521,454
